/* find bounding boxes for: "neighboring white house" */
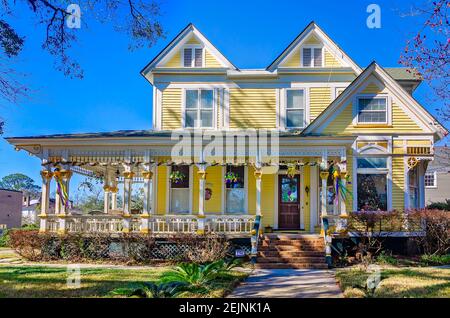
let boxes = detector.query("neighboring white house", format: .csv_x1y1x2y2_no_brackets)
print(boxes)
425,146,450,205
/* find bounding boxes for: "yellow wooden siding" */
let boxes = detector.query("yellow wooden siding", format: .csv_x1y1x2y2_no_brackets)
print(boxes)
261,173,275,228
205,50,222,68
162,88,182,130
304,35,320,44
361,82,386,94
393,140,405,154
392,157,405,211
322,102,423,134
248,166,256,215
407,140,432,146
162,51,181,68
281,49,300,67
156,166,167,215
229,89,277,128
205,166,222,213
186,36,200,44
309,87,332,121
324,49,342,67
192,166,199,214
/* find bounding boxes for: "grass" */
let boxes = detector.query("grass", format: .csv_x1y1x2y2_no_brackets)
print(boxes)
336,266,450,298
0,265,247,298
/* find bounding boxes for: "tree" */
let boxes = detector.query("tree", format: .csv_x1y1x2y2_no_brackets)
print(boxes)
0,173,40,194
0,0,165,128
74,177,104,213
399,0,449,119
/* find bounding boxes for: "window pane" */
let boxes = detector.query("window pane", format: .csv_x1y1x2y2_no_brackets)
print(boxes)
313,48,322,67
186,90,198,109
359,111,386,123
358,98,387,111
357,157,387,169
185,110,197,127
200,110,213,127
226,189,245,213
226,166,244,189
171,189,190,213
286,90,304,109
281,176,298,203
194,48,203,67
171,165,190,188
425,172,435,187
302,48,311,66
357,174,387,211
183,48,192,67
286,110,304,128
200,90,213,109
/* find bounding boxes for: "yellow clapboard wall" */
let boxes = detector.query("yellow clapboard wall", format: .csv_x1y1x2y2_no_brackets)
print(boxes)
161,88,182,130
392,157,405,211
310,87,332,121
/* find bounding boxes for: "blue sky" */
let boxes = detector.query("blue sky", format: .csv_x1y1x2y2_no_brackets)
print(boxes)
0,0,446,193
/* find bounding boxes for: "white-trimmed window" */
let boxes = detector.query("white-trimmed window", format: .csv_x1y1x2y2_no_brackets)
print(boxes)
285,89,306,128
409,167,419,209
356,157,388,211
184,89,214,128
170,165,190,213
302,46,323,67
183,46,203,67
425,171,437,188
225,166,246,214
357,97,388,124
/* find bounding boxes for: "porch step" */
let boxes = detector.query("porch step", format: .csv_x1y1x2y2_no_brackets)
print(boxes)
254,263,329,269
256,234,327,269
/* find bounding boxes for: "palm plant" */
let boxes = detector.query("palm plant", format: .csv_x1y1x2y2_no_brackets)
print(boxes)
111,281,187,298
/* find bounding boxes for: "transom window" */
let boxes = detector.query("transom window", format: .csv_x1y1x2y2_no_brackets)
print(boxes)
185,89,214,128
183,47,203,67
357,97,388,123
425,171,437,188
285,89,305,128
302,47,323,67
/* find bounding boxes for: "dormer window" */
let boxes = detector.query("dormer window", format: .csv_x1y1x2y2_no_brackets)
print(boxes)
302,46,323,67
183,46,203,67
357,97,388,124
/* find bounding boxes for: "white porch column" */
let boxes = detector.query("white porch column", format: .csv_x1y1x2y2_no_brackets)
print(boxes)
140,167,154,234
339,157,348,217
122,170,134,233
56,169,72,234
310,165,319,231
197,165,207,235
254,169,262,217
320,171,329,218
39,170,53,233
103,185,111,214
110,179,118,211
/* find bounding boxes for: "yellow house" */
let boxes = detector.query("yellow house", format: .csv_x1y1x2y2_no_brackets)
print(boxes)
6,22,448,242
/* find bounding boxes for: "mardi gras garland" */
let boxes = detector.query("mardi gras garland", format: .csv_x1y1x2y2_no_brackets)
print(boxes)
54,170,69,208
329,164,352,205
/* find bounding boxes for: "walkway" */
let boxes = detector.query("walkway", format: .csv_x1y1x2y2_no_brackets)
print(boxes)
229,268,343,298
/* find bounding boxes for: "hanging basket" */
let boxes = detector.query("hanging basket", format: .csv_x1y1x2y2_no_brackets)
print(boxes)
225,172,239,185
169,170,186,184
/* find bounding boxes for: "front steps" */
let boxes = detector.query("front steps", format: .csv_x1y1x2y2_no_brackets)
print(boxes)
255,234,328,269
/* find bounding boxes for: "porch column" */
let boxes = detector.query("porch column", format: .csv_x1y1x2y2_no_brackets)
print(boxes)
141,168,154,234
254,169,262,217
339,171,347,216
197,165,207,235
122,170,134,233
320,170,329,217
56,169,72,235
103,185,111,214
39,169,53,233
110,179,118,211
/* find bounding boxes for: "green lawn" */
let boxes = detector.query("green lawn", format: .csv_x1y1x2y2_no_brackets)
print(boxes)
0,265,247,298
336,266,450,298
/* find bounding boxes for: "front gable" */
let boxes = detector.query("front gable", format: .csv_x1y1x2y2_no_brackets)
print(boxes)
303,63,447,139
268,22,361,73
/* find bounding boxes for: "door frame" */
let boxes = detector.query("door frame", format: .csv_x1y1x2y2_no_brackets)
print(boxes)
276,172,305,230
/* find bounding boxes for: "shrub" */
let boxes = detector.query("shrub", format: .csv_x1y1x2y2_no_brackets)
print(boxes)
111,281,187,298
407,209,450,256
427,199,450,211
178,233,230,264
0,229,10,247
420,254,450,266
347,210,405,261
376,251,398,266
8,230,45,261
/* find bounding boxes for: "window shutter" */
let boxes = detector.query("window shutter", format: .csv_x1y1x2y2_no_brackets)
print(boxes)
314,48,322,67
194,48,203,67
184,48,192,67
302,48,312,67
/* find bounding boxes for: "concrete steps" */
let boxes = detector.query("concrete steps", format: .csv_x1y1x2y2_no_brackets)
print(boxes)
256,234,327,269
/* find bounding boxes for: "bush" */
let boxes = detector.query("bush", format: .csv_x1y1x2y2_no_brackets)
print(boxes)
376,251,398,266
407,209,450,256
420,254,450,266
427,200,450,211
0,229,10,247
8,231,236,264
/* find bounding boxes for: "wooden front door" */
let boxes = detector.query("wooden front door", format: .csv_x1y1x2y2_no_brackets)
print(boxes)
278,175,300,230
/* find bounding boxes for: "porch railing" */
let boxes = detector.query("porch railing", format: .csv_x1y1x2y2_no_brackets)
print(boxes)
42,214,255,235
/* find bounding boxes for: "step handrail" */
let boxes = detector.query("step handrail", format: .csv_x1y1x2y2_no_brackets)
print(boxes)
322,215,332,268
250,215,262,264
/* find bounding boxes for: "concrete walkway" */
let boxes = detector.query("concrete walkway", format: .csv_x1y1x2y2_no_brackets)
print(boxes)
229,269,343,298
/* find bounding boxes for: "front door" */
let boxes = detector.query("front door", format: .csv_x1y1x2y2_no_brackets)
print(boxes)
278,175,300,230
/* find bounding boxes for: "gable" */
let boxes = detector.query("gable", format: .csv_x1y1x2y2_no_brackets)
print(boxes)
268,22,361,73
303,64,445,137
